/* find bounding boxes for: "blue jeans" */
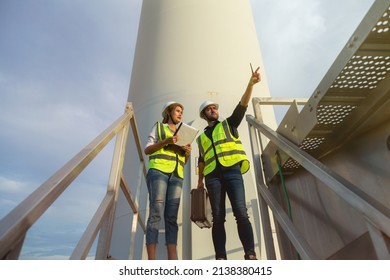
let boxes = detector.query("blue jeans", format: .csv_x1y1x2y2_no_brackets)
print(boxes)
145,168,183,245
205,164,256,259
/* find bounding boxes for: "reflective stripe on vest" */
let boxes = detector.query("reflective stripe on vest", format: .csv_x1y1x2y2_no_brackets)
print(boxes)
148,122,185,178
197,120,249,176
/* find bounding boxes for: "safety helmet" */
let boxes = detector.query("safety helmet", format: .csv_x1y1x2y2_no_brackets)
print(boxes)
199,100,219,118
162,101,184,118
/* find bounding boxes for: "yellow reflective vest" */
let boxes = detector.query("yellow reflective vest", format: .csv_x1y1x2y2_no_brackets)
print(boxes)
196,120,249,176
148,122,185,179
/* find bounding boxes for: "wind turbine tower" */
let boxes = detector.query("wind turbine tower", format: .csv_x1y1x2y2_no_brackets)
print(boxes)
109,0,277,260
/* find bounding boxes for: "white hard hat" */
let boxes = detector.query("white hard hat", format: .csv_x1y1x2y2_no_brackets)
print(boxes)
162,101,184,117
199,100,219,118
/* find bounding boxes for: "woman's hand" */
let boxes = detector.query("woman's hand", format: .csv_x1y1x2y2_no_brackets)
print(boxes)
182,144,192,156
166,135,179,145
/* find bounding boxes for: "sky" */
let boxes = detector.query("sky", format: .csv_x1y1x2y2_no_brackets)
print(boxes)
0,0,375,259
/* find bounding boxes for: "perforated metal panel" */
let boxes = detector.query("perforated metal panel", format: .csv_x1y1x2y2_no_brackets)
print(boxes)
262,1,390,179
317,104,357,125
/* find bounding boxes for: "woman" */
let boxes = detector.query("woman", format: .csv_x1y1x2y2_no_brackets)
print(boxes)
144,101,191,260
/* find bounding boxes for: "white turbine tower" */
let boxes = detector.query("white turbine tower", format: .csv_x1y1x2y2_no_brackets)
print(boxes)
109,0,276,260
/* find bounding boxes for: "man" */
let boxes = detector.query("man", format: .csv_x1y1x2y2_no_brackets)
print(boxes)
196,66,260,260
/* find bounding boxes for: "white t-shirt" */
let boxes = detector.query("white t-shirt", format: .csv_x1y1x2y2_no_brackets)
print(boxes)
144,123,175,149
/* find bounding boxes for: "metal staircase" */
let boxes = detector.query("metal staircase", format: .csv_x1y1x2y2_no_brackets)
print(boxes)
247,0,390,259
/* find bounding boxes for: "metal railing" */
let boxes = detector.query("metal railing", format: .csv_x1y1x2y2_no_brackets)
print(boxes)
0,102,146,260
246,98,390,259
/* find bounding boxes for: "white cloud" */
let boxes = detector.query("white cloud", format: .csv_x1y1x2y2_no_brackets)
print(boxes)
0,176,28,194
0,176,37,217
0,0,140,260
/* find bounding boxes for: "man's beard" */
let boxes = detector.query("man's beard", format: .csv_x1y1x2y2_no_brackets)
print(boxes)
206,113,218,122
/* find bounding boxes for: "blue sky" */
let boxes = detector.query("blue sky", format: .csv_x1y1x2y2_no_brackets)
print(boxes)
0,0,374,259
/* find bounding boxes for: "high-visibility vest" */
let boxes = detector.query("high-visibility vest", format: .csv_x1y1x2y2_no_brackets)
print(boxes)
196,120,249,176
148,122,185,178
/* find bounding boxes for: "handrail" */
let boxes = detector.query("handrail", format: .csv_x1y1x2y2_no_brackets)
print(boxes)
120,174,146,232
252,97,308,105
0,102,146,260
246,114,390,259
70,192,115,259
247,117,319,259
247,114,390,235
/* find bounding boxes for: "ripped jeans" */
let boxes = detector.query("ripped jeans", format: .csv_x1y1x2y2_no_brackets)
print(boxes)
145,168,183,245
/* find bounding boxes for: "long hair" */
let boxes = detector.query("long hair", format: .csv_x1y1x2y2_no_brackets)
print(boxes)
162,104,183,124
162,111,170,123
